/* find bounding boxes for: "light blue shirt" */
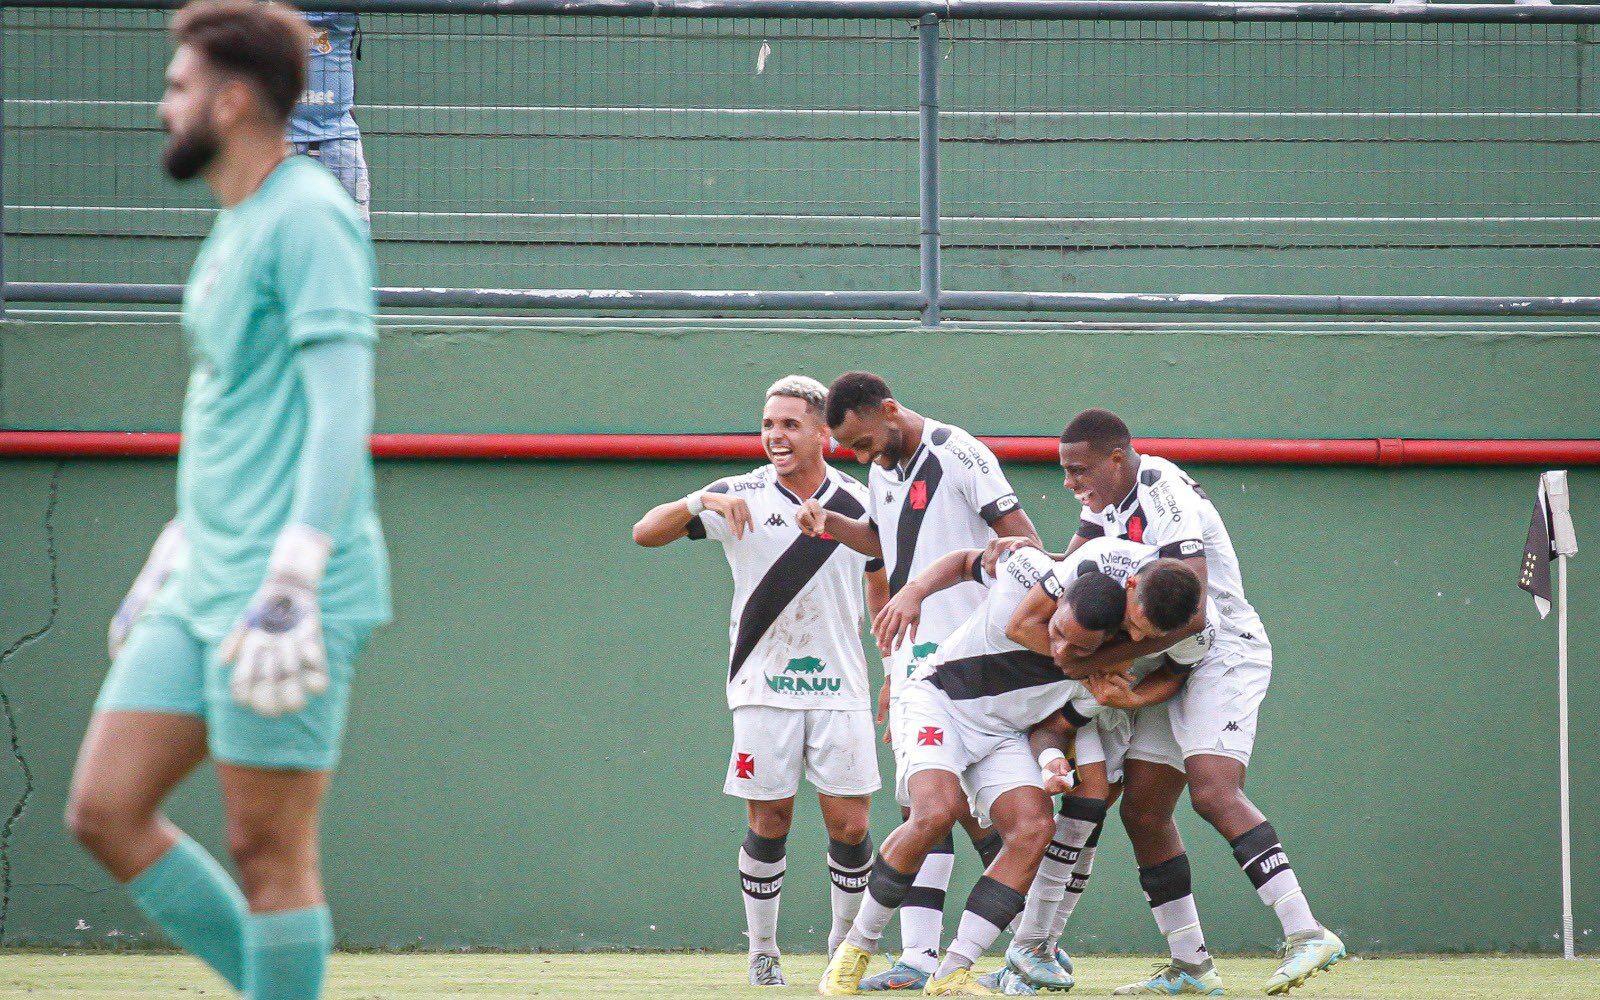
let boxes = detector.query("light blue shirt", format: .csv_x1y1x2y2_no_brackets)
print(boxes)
288,12,360,143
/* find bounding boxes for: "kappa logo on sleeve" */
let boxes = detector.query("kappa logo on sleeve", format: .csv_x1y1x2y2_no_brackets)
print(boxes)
735,753,756,779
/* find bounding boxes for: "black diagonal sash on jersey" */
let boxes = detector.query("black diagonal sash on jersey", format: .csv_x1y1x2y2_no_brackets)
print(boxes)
887,453,945,596
727,485,868,684
930,648,1064,701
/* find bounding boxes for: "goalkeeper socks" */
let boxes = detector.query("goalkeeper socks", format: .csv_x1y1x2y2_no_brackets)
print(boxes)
244,905,332,1000
739,830,786,956
971,829,1003,869
827,835,874,954
1049,814,1104,946
1231,822,1319,937
1014,797,1106,948
934,876,1027,977
845,855,916,954
1140,854,1211,966
126,834,248,991
896,833,953,973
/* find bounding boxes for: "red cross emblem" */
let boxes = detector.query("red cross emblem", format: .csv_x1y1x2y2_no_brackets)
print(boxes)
735,753,756,779
1126,514,1144,543
909,480,929,511
916,727,944,747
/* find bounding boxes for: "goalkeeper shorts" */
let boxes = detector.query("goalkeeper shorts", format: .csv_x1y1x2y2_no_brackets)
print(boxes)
95,611,371,771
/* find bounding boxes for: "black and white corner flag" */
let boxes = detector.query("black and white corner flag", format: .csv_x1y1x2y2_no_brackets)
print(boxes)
1520,470,1577,619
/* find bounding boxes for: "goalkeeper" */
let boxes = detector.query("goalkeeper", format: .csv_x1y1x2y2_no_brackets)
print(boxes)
65,3,389,998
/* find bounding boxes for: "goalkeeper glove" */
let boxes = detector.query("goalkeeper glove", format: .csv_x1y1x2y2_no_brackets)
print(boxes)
221,524,332,718
108,520,187,661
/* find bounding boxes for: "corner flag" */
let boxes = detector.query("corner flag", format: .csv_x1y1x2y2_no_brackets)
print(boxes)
1520,477,1556,617
1520,471,1577,618
1519,470,1580,959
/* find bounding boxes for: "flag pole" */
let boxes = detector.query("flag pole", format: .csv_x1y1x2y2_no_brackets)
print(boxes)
1544,469,1578,959
1558,550,1574,959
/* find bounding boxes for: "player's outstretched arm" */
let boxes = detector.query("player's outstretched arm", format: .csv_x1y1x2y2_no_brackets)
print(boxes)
871,548,980,654
633,490,750,546
107,519,188,660
632,496,701,547
797,499,883,559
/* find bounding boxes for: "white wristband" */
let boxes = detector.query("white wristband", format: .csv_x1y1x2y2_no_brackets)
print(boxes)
684,492,706,516
1037,747,1066,771
268,524,332,586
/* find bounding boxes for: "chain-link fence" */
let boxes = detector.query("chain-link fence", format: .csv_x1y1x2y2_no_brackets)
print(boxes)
6,0,1600,318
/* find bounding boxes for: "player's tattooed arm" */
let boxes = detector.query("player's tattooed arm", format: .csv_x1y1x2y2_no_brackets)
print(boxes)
1004,580,1058,658
1028,712,1077,795
1061,614,1206,678
632,490,751,546
797,499,884,559
871,548,982,654
1085,661,1186,711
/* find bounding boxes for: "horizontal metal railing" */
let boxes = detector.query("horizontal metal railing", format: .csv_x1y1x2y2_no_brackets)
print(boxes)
8,0,1600,322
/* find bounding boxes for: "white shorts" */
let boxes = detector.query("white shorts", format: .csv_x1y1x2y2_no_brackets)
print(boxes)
1127,649,1272,772
895,680,1041,826
725,706,881,800
887,639,942,809
1072,708,1134,785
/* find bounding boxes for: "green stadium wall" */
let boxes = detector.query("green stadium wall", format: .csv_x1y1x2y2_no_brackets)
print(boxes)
1,315,1597,955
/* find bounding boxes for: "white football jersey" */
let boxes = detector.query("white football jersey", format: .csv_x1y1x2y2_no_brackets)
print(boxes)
870,419,1022,663
691,465,880,711
1043,535,1216,665
919,545,1091,735
1076,454,1269,658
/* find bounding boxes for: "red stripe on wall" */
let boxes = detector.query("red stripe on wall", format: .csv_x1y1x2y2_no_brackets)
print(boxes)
0,431,1597,466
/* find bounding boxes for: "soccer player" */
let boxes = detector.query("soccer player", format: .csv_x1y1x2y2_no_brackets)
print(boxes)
799,371,1041,991
65,5,389,999
819,544,1203,997
633,376,889,986
1057,409,1345,995
1002,536,1222,992
289,11,368,218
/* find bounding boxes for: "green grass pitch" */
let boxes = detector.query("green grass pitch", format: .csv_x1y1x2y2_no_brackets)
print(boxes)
2,952,1596,998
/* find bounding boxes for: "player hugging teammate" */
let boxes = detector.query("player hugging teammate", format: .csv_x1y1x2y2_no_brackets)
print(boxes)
638,384,1344,997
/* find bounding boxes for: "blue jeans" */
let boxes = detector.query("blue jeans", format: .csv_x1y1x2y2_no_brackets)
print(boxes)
293,137,370,220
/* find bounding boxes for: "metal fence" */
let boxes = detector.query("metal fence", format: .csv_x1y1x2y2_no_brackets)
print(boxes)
7,0,1600,322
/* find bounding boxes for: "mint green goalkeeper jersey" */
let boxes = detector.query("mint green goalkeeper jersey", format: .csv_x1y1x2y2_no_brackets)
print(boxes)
160,155,390,641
